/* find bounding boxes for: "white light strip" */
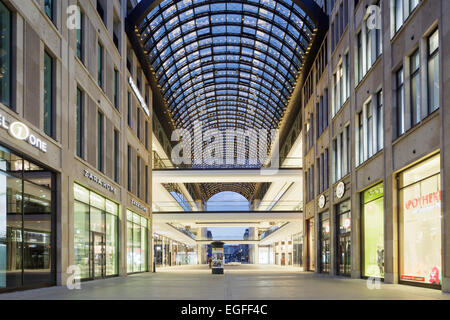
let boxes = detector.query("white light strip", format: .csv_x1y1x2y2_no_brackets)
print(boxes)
129,76,150,117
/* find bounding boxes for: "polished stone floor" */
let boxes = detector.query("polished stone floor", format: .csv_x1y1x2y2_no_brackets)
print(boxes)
1,264,449,300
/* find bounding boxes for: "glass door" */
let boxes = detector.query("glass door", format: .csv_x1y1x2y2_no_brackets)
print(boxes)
338,234,351,277
92,233,105,279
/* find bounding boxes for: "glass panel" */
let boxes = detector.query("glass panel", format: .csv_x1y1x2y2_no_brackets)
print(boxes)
0,1,11,107
105,214,118,276
141,227,147,272
44,0,53,20
363,183,384,278
23,181,52,285
90,207,105,234
0,172,22,289
74,201,90,279
133,223,141,272
90,192,105,210
127,221,133,272
74,184,89,204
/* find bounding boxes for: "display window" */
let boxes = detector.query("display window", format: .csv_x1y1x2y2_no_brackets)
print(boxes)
126,210,149,273
362,183,384,278
74,184,119,280
336,200,351,277
0,147,56,291
292,233,303,267
307,219,315,271
399,154,441,287
320,212,330,273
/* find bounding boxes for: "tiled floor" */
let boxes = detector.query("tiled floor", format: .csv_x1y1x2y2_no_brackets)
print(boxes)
1,264,449,300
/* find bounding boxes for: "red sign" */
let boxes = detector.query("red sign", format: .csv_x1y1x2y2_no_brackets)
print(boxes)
401,275,425,282
404,191,441,210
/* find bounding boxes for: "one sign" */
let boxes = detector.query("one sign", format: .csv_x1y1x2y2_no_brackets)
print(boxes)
131,198,147,212
129,77,150,117
0,113,48,152
336,181,345,199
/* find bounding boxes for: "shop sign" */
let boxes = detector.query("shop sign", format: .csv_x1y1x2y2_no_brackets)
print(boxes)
0,113,48,152
364,183,384,203
83,169,117,194
129,77,150,117
404,190,441,211
131,199,147,212
336,182,345,199
318,195,326,209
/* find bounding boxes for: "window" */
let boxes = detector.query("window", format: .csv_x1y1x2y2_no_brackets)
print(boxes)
114,129,119,183
306,166,315,203
44,0,53,21
97,1,105,24
137,107,141,139
97,112,104,172
127,92,132,127
318,149,329,194
317,89,329,137
357,91,384,165
428,29,439,113
127,145,131,192
306,119,314,151
357,14,382,85
333,53,349,117
394,0,421,34
98,42,104,89
137,156,141,198
410,50,420,126
356,31,363,83
44,51,54,137
0,1,11,107
396,68,405,136
114,69,119,109
145,121,149,150
145,165,149,203
76,11,84,61
76,88,84,158
376,91,383,151
333,126,349,182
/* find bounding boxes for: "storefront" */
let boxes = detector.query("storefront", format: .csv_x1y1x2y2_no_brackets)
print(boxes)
306,218,315,271
73,184,119,280
292,233,303,268
319,212,330,273
399,154,441,288
362,183,384,279
126,210,149,273
336,200,351,277
258,246,270,264
0,146,56,291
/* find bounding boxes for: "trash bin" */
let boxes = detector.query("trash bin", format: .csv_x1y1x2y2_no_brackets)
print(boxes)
211,241,224,274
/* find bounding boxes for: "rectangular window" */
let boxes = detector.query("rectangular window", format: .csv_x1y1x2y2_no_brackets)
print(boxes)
137,108,141,139
145,121,149,150
358,111,364,164
44,0,53,21
333,128,349,183
0,1,11,107
395,0,404,32
98,42,104,89
97,1,105,23
76,88,84,158
145,165,149,203
137,156,141,198
97,112,104,172
44,51,54,137
114,69,119,109
428,29,439,113
376,91,383,152
356,31,363,83
114,129,119,183
76,11,84,61
397,68,405,137
127,92,132,127
410,50,421,126
127,145,131,192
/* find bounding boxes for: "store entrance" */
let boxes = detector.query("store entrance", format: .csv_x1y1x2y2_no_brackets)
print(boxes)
92,233,105,279
337,233,351,277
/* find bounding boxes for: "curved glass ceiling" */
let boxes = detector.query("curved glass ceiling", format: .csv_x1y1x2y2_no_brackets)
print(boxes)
137,0,317,133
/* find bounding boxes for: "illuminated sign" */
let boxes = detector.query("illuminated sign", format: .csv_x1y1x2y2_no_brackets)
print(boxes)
0,113,48,152
129,77,150,117
404,190,441,211
83,169,117,194
318,195,326,209
336,182,345,199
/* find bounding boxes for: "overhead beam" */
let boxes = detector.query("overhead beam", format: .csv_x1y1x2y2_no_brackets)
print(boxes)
153,211,302,223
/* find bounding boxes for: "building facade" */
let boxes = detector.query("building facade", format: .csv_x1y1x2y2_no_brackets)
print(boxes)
302,0,450,291
0,0,155,292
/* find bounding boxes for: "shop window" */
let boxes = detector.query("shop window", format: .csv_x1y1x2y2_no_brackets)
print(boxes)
0,1,11,108
320,212,330,273
399,154,441,287
74,184,119,279
127,211,149,273
0,148,55,291
362,183,384,278
336,200,351,277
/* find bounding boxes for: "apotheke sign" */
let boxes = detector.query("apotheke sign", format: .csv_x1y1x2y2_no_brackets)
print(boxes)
84,169,117,194
129,77,150,117
0,113,48,152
